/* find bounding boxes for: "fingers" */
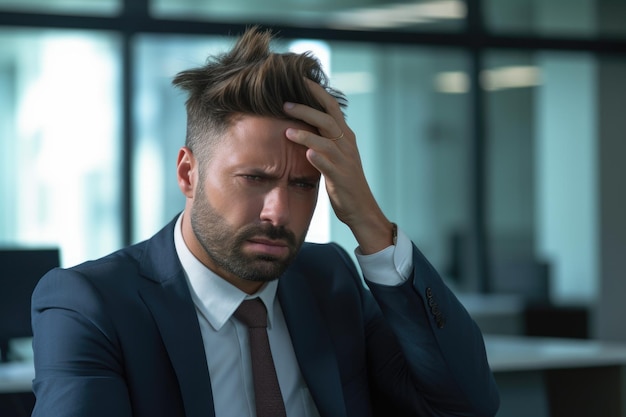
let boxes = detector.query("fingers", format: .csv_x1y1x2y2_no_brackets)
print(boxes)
282,80,390,251
327,132,344,141
283,102,343,142
283,79,351,142
304,79,344,123
284,127,340,173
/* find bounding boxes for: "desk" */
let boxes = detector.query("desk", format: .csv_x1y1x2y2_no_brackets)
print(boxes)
487,335,626,417
459,293,526,335
0,362,34,394
0,361,35,417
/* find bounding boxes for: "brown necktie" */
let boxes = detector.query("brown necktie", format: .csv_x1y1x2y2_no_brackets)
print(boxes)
234,299,287,417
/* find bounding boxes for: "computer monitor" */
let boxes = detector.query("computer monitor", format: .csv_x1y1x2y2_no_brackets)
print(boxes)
0,248,60,362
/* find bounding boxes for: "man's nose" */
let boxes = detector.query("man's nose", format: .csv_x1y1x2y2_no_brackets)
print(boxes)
259,186,290,226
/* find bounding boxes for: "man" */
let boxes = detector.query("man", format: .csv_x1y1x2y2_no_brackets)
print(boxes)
31,27,499,417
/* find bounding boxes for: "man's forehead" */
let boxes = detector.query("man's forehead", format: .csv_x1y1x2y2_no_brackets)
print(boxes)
208,117,315,168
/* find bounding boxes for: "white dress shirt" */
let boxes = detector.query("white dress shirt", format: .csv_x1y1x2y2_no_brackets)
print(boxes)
173,213,413,417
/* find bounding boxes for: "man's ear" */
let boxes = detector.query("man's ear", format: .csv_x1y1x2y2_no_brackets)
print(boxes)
176,146,196,198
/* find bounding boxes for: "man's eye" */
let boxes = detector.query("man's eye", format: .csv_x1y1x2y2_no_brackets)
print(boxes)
243,175,264,182
292,181,317,190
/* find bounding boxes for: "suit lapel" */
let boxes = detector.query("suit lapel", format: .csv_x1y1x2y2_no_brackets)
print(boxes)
278,269,348,417
137,219,215,417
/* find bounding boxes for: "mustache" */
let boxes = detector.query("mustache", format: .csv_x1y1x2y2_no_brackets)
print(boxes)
241,224,297,247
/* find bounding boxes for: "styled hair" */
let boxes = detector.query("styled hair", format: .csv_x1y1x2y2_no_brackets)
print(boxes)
172,26,346,161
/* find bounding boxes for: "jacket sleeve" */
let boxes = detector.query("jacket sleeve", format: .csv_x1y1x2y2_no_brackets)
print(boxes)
31,268,133,417
334,242,500,417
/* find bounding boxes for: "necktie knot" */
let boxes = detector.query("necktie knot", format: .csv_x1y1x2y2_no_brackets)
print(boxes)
235,299,267,329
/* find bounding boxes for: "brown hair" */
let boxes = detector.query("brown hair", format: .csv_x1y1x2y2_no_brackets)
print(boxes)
172,26,346,161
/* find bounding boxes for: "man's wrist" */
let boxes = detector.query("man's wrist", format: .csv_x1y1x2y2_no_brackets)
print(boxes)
352,217,395,255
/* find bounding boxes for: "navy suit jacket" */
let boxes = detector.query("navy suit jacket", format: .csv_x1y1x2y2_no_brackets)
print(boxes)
31,218,499,417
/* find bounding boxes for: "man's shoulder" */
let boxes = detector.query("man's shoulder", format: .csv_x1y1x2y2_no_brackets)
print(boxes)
32,242,149,304
31,236,172,321
64,217,178,284
70,239,147,276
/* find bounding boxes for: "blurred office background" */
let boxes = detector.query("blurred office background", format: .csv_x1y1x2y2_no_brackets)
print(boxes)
1,0,625,415
1,0,626,403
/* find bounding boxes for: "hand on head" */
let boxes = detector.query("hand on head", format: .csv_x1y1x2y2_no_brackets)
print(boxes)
283,80,394,254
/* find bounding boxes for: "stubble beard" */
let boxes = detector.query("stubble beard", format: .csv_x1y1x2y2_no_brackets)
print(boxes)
190,184,306,283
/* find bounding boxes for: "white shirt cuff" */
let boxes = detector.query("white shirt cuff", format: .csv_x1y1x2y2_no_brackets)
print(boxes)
354,227,413,286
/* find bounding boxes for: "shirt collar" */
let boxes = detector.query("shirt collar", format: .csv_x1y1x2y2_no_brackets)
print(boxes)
173,212,279,331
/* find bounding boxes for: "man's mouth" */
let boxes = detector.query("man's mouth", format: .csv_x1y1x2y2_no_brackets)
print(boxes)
245,238,289,258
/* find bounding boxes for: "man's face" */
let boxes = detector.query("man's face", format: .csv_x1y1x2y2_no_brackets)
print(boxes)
187,115,320,289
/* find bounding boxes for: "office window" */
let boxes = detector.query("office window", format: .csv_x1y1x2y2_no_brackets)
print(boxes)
483,0,626,38
484,50,626,304
0,29,122,267
133,33,471,279
151,0,467,32
0,0,120,15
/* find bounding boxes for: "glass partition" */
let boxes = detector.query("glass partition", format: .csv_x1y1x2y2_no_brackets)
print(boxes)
483,50,626,305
